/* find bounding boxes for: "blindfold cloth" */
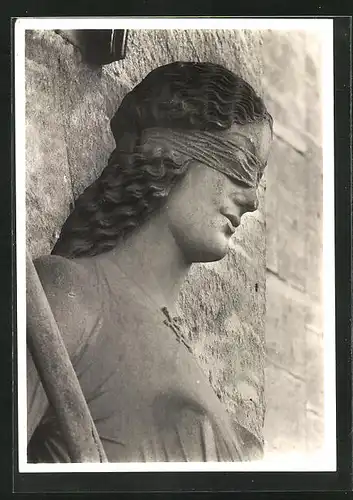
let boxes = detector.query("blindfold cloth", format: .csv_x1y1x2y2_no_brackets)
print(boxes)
138,126,267,189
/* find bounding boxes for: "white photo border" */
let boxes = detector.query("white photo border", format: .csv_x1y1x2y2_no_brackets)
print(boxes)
15,17,336,473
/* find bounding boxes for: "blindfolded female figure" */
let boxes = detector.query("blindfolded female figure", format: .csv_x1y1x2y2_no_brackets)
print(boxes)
28,61,273,463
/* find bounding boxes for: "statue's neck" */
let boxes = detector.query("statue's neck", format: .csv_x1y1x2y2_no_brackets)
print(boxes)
95,214,190,315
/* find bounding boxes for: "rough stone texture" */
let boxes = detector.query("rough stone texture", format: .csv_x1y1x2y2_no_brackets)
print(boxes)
262,30,307,135
25,29,266,450
263,31,324,457
263,363,307,454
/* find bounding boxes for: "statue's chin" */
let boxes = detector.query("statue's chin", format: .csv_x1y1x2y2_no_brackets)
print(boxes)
185,242,230,264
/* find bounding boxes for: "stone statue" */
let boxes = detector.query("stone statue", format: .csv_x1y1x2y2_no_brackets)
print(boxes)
27,61,273,463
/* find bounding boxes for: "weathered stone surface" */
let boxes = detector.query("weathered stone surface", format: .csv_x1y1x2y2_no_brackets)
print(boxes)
118,29,263,92
305,81,322,144
305,227,323,302
262,30,307,134
25,29,266,450
266,138,309,289
26,30,120,201
305,326,324,411
305,143,324,231
266,274,308,375
263,29,324,458
263,363,307,454
304,31,323,89
305,408,325,454
25,56,74,258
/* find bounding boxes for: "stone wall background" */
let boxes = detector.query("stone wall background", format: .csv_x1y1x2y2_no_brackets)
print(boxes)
24,28,324,459
262,30,324,458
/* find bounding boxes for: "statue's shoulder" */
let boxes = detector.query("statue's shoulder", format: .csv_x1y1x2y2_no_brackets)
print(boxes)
33,254,97,302
32,255,101,353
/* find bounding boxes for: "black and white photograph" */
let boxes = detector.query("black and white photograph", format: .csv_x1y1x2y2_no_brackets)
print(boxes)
15,18,336,474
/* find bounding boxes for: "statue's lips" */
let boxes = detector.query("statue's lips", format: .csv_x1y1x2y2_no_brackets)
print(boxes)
222,213,241,233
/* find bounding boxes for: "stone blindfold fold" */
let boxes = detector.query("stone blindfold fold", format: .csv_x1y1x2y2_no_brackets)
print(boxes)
137,127,267,189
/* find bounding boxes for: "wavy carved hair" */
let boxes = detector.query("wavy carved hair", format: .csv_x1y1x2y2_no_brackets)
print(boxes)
52,61,273,258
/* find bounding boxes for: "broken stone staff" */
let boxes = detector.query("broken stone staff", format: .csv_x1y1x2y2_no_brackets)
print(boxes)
26,250,108,463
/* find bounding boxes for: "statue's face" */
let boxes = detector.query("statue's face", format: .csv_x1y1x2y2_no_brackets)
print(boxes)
164,122,272,263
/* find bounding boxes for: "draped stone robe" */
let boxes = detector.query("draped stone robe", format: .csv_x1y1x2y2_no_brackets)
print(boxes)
27,255,253,462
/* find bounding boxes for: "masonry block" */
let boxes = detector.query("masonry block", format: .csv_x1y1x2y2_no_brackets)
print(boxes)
266,138,310,289
305,410,325,455
266,274,308,375
262,30,307,133
305,227,323,302
305,143,324,233
305,31,323,88
305,327,324,411
305,81,323,144
263,362,307,454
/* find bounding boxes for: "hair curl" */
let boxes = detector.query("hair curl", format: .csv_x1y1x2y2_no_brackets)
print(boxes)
52,61,273,258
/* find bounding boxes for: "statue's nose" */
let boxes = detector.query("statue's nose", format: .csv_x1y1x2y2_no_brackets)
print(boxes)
240,189,259,214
